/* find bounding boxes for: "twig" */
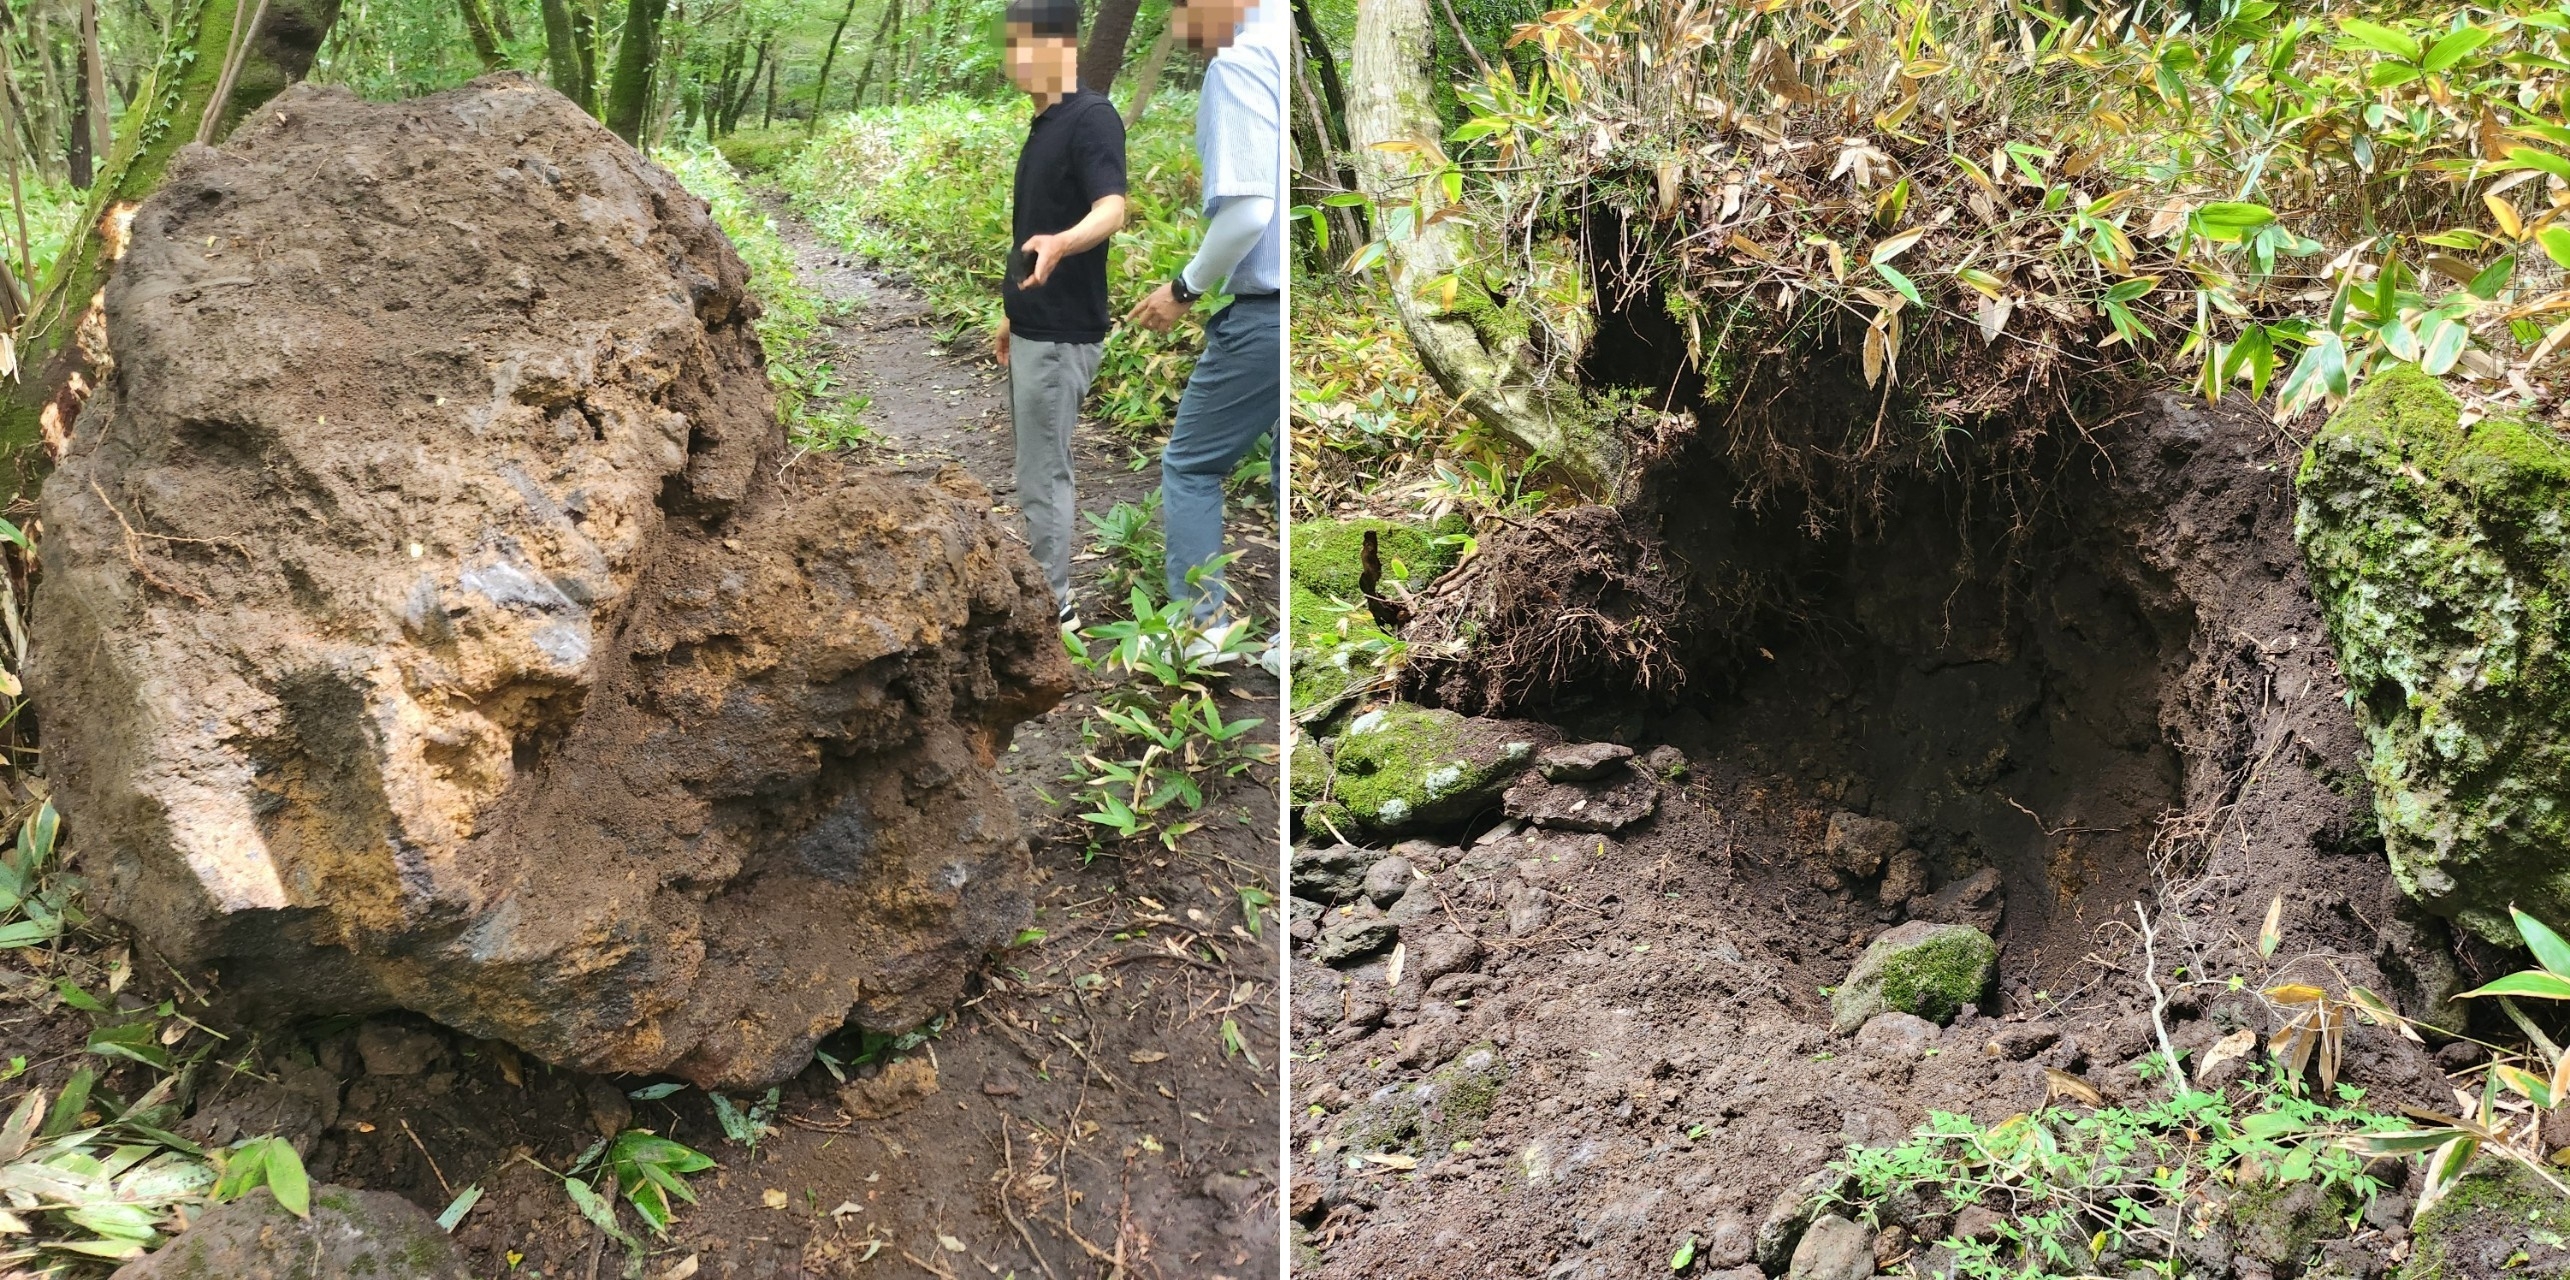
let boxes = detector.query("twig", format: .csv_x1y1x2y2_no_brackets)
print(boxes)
1051,1030,1121,1092
398,1119,452,1198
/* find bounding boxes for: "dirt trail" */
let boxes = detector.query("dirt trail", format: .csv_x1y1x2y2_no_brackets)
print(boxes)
211,207,1285,1279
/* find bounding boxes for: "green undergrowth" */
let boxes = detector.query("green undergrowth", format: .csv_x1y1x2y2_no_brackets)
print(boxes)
777,94,1209,435
657,143,871,451
1287,516,1466,715
1825,1066,2409,1278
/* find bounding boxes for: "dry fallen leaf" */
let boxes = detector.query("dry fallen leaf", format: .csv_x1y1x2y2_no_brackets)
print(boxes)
761,1188,788,1210
2043,1067,2102,1107
1127,1050,1168,1064
1360,1152,1420,1170
647,1257,699,1280
938,1233,967,1253
2197,1027,2258,1083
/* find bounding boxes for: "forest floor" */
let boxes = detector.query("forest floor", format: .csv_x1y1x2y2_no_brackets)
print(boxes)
1288,394,2480,1278
0,207,1282,1280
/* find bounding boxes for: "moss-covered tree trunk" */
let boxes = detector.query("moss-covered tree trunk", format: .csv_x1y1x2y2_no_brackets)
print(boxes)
0,0,341,496
1346,0,1622,494
539,0,591,109
603,0,669,143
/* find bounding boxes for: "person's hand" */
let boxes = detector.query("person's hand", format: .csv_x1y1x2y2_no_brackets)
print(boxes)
995,317,1012,367
1128,282,1189,333
1020,233,1071,288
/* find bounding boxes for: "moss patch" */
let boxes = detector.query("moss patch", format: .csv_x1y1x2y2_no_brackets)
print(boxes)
1317,703,1532,836
2296,365,2570,944
1289,517,1465,717
1332,1042,1509,1163
1830,921,1997,1032
2401,1155,2570,1279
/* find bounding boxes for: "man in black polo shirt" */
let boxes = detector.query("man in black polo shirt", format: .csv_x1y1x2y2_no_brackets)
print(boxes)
997,0,1128,629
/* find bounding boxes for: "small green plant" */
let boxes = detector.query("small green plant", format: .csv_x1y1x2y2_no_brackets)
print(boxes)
1830,1066,2405,1278
0,801,77,950
555,1128,718,1242
709,1087,780,1152
1060,584,1273,855
1085,493,1166,613
210,1135,311,1218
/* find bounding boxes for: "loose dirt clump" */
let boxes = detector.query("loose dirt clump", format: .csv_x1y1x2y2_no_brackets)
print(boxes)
1292,391,2475,1277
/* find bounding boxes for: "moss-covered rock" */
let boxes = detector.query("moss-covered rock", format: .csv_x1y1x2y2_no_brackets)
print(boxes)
1290,737,1331,808
113,1185,470,1278
1314,703,1532,835
2296,366,2570,944
2229,1178,2357,1270
2400,1155,2570,1279
1830,921,1997,1032
1333,1042,1510,1161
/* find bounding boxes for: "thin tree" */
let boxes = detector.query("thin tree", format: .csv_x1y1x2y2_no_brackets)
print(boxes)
80,0,109,166
845,0,898,109
1119,21,1171,126
805,0,860,129
458,0,508,70
540,0,586,103
603,0,670,142
1077,0,1140,95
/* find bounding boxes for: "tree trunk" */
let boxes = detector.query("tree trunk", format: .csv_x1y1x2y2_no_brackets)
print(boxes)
603,0,668,143
1290,23,1360,267
805,0,859,129
646,0,687,145
1291,0,1349,153
489,0,516,43
723,36,765,131
706,26,744,139
540,0,584,104
760,49,776,125
571,5,601,113
1077,0,1141,95
1346,0,1620,493
846,0,897,109
457,0,508,71
0,0,343,490
81,0,111,164
1119,21,1171,126
66,94,93,190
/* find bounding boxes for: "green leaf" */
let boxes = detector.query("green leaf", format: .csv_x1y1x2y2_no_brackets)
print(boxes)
1873,262,1924,308
2337,18,2420,61
627,1083,686,1102
2419,315,2469,376
2507,148,2570,184
21,802,59,870
2459,970,2570,1001
1671,1234,1697,1269
265,1139,311,1218
2512,906,2570,978
564,1177,636,1249
2421,26,2493,72
2538,227,2570,273
2468,253,2515,301
2193,202,2277,242
436,1184,483,1232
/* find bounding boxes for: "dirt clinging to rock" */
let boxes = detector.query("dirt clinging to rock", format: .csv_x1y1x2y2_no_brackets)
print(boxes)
31,75,1070,1089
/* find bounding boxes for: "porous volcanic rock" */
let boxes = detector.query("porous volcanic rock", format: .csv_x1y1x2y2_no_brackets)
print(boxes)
31,75,1069,1089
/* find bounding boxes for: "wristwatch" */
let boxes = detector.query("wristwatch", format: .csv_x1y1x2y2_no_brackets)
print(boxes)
1169,270,1203,304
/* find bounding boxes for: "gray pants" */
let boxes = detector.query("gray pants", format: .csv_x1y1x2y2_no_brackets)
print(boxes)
1162,295,1281,616
1008,337,1104,610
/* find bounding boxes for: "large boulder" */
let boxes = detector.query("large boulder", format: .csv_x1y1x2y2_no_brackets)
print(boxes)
2296,367,2570,944
112,1186,468,1279
31,76,1069,1088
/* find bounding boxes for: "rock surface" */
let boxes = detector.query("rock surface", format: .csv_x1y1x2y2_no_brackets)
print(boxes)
112,1186,469,1279
32,77,1069,1088
2403,1155,2570,1278
2297,366,2570,944
1305,704,1533,835
1830,922,1998,1032
1786,1214,1874,1280
1502,763,1658,832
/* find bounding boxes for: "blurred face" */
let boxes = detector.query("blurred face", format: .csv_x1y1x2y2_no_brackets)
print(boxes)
1173,0,1253,53
1005,25,1078,98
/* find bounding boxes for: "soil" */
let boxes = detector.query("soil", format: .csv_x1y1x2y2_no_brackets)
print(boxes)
1292,391,2480,1277
3,171,1282,1277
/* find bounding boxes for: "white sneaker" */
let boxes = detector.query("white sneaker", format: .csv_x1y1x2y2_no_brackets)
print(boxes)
1183,616,1251,667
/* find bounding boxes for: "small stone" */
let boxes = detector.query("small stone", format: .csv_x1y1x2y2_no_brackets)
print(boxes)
1855,1012,1938,1059
1825,812,1905,877
1787,1214,1875,1280
1315,917,1400,965
1880,848,1929,908
582,1078,632,1139
1292,844,1382,903
1641,744,1689,781
1755,1167,1857,1269
1502,882,1550,937
839,1054,939,1120
1502,767,1659,833
1984,1026,2059,1061
1409,931,1485,986
1362,856,1416,907
1874,1225,1912,1270
355,1021,443,1077
1952,1206,2005,1242
1536,741,1634,782
1915,866,2005,934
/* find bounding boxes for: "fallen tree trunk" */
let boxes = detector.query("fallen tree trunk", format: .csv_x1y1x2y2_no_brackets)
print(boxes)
1344,0,1623,494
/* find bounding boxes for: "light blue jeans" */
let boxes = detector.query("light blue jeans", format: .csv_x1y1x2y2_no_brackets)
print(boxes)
1160,294,1280,617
